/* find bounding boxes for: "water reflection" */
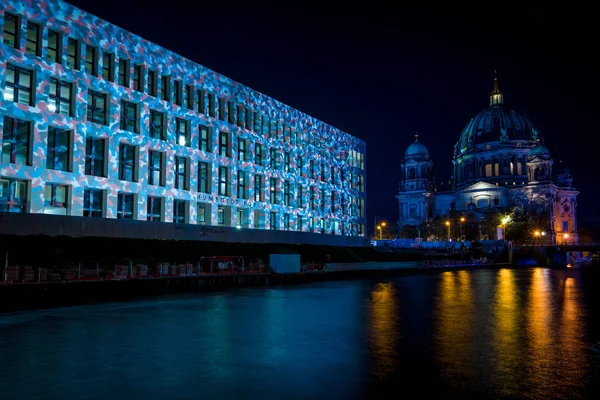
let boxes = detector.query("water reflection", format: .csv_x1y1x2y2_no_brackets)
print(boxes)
368,282,399,381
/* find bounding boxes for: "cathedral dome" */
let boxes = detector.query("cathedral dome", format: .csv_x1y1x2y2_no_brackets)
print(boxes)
456,75,540,151
405,136,430,160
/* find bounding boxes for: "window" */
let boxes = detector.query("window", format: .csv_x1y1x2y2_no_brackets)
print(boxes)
101,52,114,82
238,138,246,161
217,98,226,121
311,186,316,210
197,203,207,225
270,119,276,138
298,185,304,208
198,162,210,193
148,150,164,186
270,212,277,230
270,177,278,204
562,221,569,233
120,100,139,133
245,108,253,130
284,214,290,230
3,13,19,48
133,65,144,91
284,152,290,172
83,188,103,217
118,58,129,87
119,143,136,182
173,80,182,106
87,90,107,125
218,166,229,196
49,78,72,116
44,183,68,215
237,209,244,227
237,106,245,128
160,75,170,101
147,196,162,222
358,175,364,192
85,137,105,177
199,125,211,152
5,64,33,106
254,175,263,202
291,129,297,145
255,143,263,165
117,192,135,219
25,21,40,56
147,69,157,96
331,191,336,212
238,170,247,199
185,84,194,109
47,30,62,63
320,188,326,212
358,198,364,218
207,93,215,117
227,101,235,124
320,163,325,182
310,160,315,179
284,181,291,206
46,127,71,171
253,111,260,133
149,110,165,140
0,178,27,213
2,117,30,165
219,131,229,157
85,45,98,76
176,118,189,146
173,199,187,224
66,37,80,70
174,156,188,190
298,215,303,232
298,156,304,176
217,206,225,226
197,89,206,114
270,148,277,169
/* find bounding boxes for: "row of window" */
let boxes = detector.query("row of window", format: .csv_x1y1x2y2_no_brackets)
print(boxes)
0,177,364,234
3,11,366,167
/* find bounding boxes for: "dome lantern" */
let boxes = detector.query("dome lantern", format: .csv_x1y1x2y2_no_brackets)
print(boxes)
490,69,503,106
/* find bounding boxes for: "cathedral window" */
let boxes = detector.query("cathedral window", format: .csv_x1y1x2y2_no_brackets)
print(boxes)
485,164,492,177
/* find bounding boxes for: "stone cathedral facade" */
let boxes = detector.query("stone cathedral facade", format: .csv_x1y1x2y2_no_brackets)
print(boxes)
397,76,578,245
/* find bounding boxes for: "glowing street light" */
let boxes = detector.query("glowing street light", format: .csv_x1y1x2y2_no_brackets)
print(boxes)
460,216,465,241
445,220,451,242
499,215,511,243
377,222,387,240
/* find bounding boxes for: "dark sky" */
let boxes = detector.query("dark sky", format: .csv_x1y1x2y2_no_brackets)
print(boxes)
69,0,599,235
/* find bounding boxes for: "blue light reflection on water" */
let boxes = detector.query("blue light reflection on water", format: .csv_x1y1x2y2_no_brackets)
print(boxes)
1,268,600,400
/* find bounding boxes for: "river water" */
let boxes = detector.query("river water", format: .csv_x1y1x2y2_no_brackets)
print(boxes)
1,267,599,399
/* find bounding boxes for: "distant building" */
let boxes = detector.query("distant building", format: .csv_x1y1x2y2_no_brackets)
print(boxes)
398,75,578,245
0,0,366,245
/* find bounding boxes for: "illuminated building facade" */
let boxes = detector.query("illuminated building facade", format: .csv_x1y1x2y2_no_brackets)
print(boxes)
398,75,578,245
0,0,367,243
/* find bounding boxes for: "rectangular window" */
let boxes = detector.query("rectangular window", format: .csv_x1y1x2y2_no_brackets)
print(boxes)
284,181,291,206
173,199,187,224
119,143,136,182
173,80,182,106
117,192,135,219
227,101,235,124
358,174,364,192
160,75,170,101
254,175,263,202
116,58,129,87
562,221,569,233
270,177,278,204
331,191,336,212
291,129,297,145
270,148,277,169
85,137,105,177
174,156,188,190
298,215,303,232
66,37,80,70
47,30,62,63
176,118,189,146
237,138,246,161
219,166,229,196
147,69,157,96
149,110,165,140
298,156,304,176
219,131,229,157
270,212,277,230
255,143,263,165
197,89,205,114
253,111,260,133
2,117,30,165
85,45,98,76
245,108,253,130
3,13,19,48
218,98,226,121
120,100,139,133
284,213,290,230
49,78,72,116
87,90,107,125
44,183,68,215
320,189,326,212
237,209,244,227
25,21,40,56
237,106,245,128
298,185,304,208
5,64,33,106
199,125,211,152
217,206,225,226
0,178,27,213
358,197,365,218
83,188,103,217
311,186,316,210
101,52,114,82
46,127,71,172
198,162,210,193
147,196,162,222
207,92,215,117
185,84,194,109
320,163,326,182
284,152,290,172
310,160,315,179
238,170,247,199
197,203,207,225
148,150,164,186
133,64,144,92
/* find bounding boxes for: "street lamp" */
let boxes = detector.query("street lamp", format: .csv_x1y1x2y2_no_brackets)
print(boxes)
564,232,570,246
533,230,540,246
460,217,465,241
500,215,511,244
377,222,387,240
445,220,451,242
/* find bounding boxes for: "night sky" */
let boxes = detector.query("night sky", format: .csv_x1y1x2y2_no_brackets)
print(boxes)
69,0,599,235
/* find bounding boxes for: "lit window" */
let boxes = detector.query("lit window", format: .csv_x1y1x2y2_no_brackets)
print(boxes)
5,64,33,106
176,118,189,146
87,90,108,125
101,52,114,82
85,45,98,76
46,127,71,172
49,78,73,116
83,188,103,217
117,192,135,219
120,100,139,133
219,166,229,196
119,143,137,182
66,37,80,70
149,110,165,140
85,137,105,177
147,196,162,222
173,200,187,224
148,150,164,186
44,183,68,215
199,125,211,152
25,21,40,56
2,117,31,165
0,178,28,213
47,30,62,63
3,13,19,48
174,156,188,190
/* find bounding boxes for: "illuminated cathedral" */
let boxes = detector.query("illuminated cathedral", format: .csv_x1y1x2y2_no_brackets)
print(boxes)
397,75,578,245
